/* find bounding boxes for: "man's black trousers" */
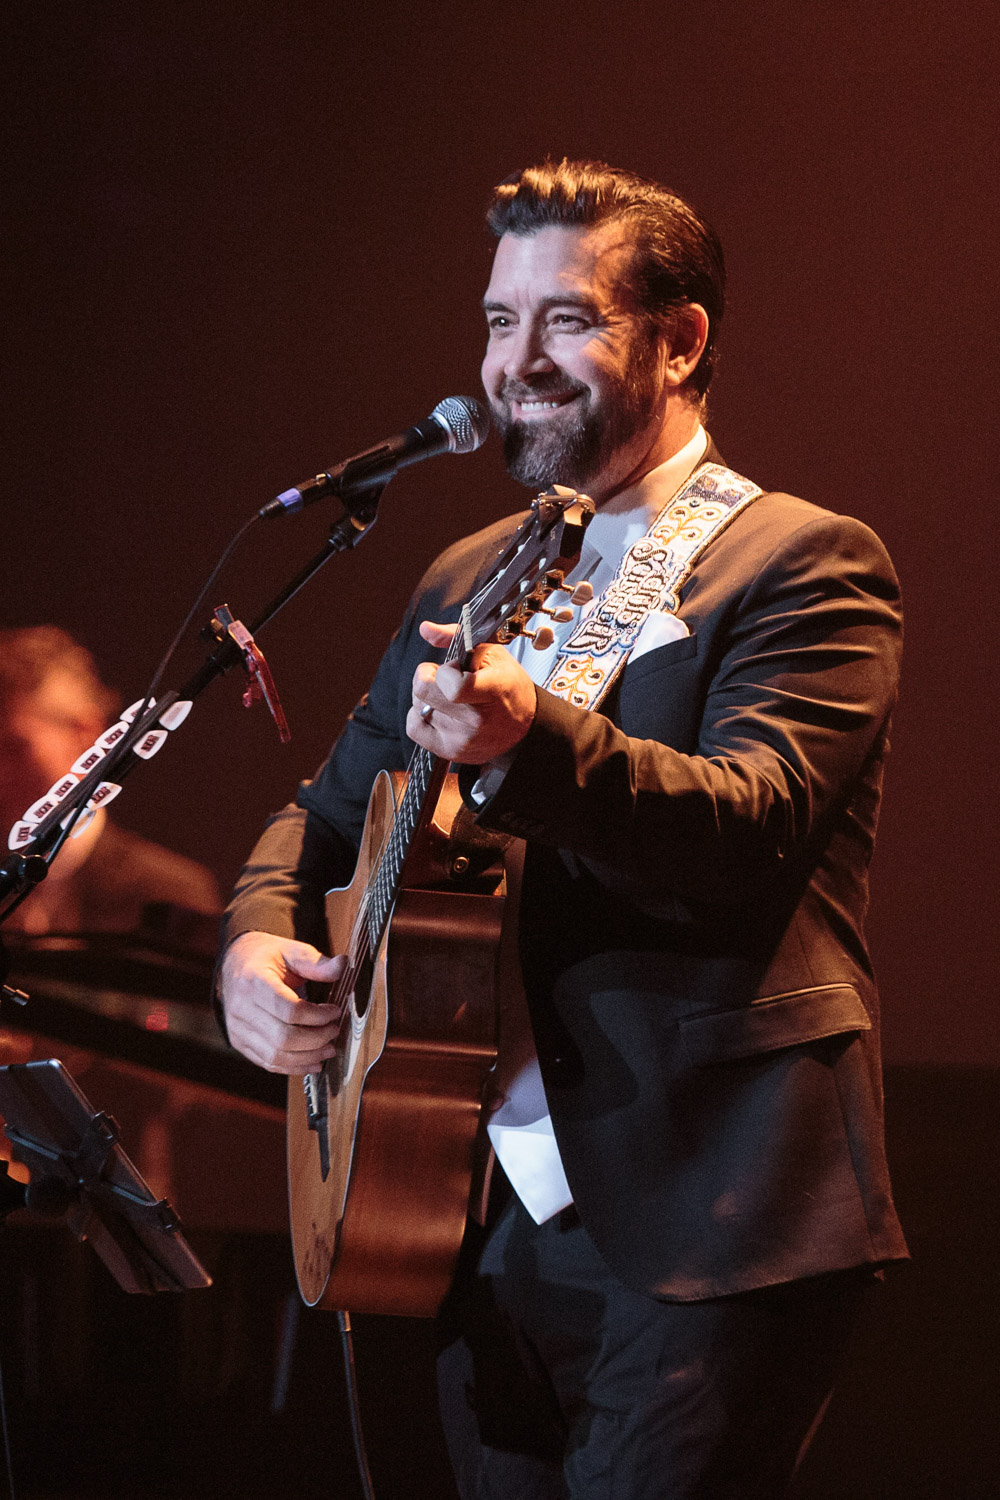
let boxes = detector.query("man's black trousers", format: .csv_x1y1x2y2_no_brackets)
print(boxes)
437,1194,872,1499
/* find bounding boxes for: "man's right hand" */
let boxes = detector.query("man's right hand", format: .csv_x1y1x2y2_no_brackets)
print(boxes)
219,930,347,1074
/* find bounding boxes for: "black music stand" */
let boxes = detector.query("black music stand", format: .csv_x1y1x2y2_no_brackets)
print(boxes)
0,1059,210,1293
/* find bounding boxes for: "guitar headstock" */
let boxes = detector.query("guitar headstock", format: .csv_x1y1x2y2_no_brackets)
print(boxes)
466,485,594,650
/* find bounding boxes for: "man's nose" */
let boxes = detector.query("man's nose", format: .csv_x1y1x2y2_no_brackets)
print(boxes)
504,325,555,383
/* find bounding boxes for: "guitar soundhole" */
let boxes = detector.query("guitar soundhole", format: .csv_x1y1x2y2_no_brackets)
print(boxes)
352,948,374,1020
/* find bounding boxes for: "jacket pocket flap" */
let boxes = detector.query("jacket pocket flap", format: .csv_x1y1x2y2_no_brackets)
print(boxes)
678,984,871,1066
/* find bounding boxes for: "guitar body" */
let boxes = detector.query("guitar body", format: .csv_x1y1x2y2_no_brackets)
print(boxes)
287,769,503,1316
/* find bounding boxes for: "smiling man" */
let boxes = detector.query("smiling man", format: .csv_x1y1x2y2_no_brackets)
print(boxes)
217,161,907,1498
481,218,707,501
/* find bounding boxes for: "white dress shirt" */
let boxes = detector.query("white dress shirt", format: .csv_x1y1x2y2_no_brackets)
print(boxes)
482,426,709,1223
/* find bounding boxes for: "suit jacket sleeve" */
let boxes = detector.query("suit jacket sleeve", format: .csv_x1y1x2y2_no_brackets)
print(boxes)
472,509,903,907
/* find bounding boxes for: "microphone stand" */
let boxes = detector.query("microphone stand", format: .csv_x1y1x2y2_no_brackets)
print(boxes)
0,482,395,1500
0,485,385,954
0,478,425,1500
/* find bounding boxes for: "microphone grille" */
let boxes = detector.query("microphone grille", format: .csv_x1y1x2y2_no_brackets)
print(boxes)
431,396,491,455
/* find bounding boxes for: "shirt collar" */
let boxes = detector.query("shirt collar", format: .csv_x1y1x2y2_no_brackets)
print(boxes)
580,425,709,568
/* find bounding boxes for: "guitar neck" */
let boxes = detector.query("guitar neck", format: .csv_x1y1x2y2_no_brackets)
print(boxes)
364,745,446,953
364,609,472,954
358,484,595,956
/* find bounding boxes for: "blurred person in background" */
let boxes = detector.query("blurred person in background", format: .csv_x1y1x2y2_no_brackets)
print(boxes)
0,625,220,937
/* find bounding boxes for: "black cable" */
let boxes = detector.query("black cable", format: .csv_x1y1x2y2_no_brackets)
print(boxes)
0,1344,17,1500
337,1310,376,1500
114,508,264,763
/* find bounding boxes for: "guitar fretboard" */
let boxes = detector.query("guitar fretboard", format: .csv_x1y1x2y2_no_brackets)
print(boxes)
365,745,436,952
362,613,471,956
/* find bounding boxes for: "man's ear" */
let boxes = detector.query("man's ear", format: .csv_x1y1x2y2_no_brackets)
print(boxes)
660,303,709,389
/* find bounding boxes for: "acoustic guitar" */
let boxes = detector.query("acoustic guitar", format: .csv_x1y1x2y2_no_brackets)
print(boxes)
287,487,593,1315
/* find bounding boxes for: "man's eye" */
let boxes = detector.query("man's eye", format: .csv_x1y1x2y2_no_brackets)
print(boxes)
488,315,512,331
551,314,588,330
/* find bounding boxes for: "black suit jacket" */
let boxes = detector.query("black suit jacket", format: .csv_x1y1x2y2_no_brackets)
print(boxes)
222,441,908,1299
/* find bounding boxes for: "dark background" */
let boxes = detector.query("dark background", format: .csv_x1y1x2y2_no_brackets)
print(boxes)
1,3,997,1496
4,0,996,1068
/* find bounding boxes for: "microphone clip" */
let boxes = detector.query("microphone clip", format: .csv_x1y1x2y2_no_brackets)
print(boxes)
212,605,291,744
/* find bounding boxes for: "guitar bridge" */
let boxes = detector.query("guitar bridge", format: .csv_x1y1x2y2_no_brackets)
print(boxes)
303,1067,331,1182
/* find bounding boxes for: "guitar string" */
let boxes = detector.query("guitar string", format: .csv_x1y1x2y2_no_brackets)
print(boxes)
323,590,486,1018
317,514,550,1025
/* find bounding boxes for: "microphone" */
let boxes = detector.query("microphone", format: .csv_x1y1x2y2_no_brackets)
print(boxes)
260,395,490,519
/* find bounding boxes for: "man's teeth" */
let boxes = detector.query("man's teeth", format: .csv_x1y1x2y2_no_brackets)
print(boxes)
520,398,569,410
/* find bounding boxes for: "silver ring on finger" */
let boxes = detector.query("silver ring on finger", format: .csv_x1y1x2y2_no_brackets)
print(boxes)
420,703,434,725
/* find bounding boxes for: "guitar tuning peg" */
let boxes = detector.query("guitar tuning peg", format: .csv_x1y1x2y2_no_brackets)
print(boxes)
569,581,594,605
548,607,575,623
530,625,555,651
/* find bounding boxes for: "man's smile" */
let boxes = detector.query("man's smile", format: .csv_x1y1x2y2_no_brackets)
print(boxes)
505,389,584,420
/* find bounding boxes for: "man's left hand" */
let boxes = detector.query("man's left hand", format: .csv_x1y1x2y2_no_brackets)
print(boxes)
407,620,536,764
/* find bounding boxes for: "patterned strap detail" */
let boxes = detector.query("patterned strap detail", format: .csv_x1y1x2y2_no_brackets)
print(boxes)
543,462,762,710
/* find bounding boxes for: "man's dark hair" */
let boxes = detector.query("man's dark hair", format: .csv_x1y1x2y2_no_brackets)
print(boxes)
487,159,725,401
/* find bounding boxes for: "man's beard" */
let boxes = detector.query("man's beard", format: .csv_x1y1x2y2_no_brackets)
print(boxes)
493,336,661,493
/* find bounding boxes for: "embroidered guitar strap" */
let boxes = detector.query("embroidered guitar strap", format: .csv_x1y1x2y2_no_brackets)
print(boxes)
543,462,763,711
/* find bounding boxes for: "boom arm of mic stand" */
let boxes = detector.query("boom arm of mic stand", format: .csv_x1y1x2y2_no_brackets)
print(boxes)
246,486,383,634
